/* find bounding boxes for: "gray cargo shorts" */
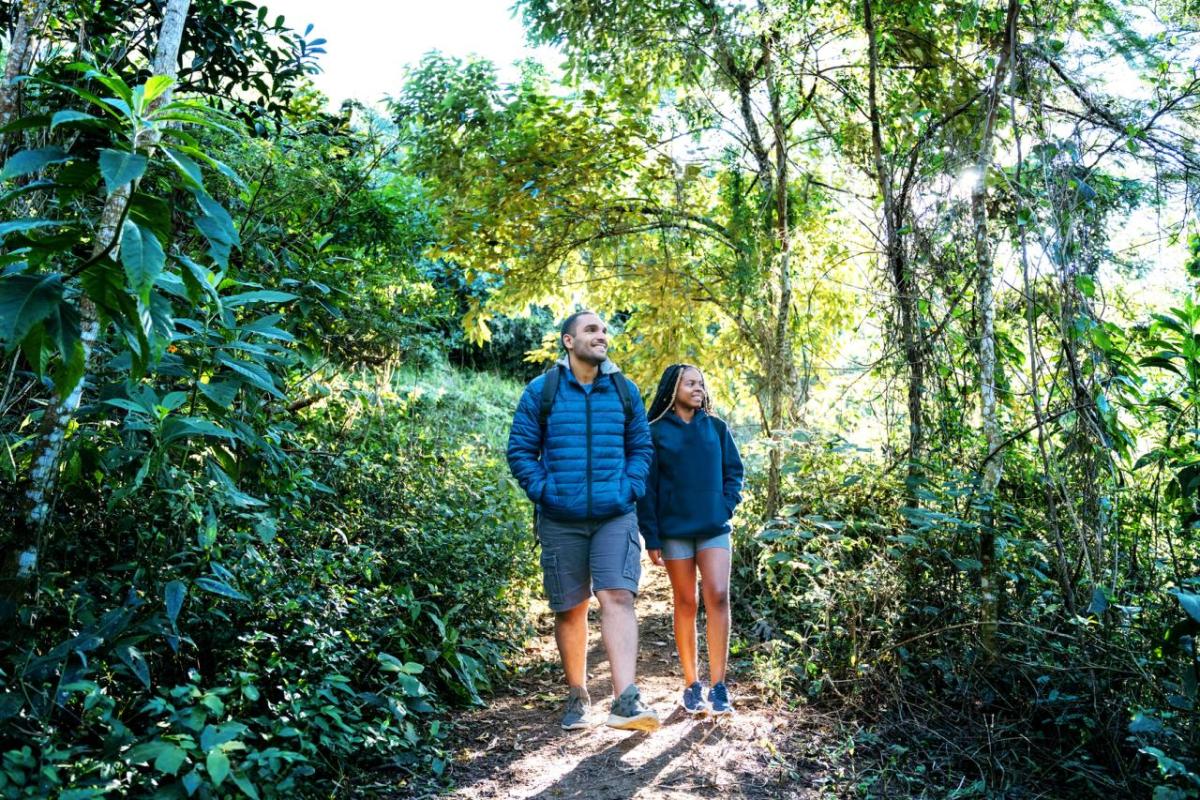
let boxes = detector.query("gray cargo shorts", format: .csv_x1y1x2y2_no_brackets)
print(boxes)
536,511,641,612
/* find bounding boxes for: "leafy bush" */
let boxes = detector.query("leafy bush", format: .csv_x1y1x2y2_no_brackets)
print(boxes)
732,436,906,697
0,366,536,797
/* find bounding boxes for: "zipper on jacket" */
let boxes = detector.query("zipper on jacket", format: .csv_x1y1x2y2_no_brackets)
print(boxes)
585,388,592,520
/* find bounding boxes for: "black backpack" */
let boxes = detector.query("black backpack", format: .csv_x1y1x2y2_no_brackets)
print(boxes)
531,364,635,540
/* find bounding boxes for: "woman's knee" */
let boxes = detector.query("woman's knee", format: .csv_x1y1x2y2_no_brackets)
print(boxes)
673,589,699,616
702,584,730,611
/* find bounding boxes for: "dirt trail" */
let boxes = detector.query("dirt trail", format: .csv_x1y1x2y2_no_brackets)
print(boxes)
436,556,836,799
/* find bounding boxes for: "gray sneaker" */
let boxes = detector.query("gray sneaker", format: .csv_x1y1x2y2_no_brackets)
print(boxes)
560,686,592,730
606,684,661,732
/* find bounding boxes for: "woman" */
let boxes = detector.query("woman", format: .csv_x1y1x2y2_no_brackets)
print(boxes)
637,364,744,715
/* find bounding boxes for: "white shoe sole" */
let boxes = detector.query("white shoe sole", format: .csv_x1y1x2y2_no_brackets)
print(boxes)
561,720,593,731
605,712,661,732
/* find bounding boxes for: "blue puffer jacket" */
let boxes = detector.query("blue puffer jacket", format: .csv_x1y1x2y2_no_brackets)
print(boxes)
507,358,653,522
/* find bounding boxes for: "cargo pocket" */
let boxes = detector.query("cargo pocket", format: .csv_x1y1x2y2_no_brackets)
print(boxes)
540,550,563,609
621,520,642,582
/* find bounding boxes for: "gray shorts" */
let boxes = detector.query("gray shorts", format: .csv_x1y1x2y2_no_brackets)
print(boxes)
537,511,641,612
661,532,731,561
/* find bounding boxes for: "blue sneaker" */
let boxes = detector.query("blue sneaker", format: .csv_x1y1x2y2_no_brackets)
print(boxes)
681,682,707,715
708,682,733,716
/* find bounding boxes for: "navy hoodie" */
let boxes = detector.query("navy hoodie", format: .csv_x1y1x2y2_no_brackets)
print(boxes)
636,409,744,550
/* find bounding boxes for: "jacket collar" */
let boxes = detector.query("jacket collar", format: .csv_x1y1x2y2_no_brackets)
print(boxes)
555,356,621,387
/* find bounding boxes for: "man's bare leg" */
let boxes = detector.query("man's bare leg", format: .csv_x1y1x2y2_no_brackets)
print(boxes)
595,588,637,696
555,598,590,690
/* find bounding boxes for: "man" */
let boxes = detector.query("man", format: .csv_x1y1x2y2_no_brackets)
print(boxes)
506,310,660,732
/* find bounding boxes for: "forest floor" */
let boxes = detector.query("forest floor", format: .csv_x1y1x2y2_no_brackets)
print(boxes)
424,556,844,799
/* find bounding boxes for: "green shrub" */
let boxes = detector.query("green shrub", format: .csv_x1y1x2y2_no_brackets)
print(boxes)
732,436,906,698
0,366,536,797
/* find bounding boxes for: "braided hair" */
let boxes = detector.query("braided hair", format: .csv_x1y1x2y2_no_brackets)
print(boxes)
646,363,713,423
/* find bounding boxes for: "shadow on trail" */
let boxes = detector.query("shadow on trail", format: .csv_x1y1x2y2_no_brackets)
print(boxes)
527,719,729,800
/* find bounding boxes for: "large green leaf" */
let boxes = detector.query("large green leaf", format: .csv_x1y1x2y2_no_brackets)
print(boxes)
193,190,234,230
0,113,49,134
231,773,260,800
192,191,239,260
1,146,70,181
119,220,165,303
216,354,284,399
178,145,246,190
126,740,187,775
148,293,174,360
0,219,66,238
0,273,64,347
98,149,148,195
43,290,81,360
161,417,239,444
115,644,150,689
126,741,174,764
50,329,86,398
81,257,134,325
143,75,176,105
129,192,173,243
164,147,203,188
177,255,220,305
197,380,239,408
164,580,186,626
19,323,50,376
49,110,100,131
154,744,187,776
199,723,246,754
1173,590,1200,624
79,67,134,103
194,576,249,601
207,750,230,786
223,290,297,307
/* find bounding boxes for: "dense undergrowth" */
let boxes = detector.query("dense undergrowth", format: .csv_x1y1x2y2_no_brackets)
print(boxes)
733,435,1200,798
0,365,536,797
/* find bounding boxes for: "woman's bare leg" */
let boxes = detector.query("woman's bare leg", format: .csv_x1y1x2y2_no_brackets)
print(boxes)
664,556,699,685
696,547,731,684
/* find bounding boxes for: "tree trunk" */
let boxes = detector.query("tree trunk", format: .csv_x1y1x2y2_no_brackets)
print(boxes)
865,0,922,504
763,12,792,519
974,0,1020,659
5,0,193,600
1012,60,1078,618
0,0,51,155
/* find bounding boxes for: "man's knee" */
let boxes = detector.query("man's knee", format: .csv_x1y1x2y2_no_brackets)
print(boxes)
555,599,590,623
595,588,635,610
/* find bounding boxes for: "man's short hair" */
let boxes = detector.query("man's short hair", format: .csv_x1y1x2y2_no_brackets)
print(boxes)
560,310,598,349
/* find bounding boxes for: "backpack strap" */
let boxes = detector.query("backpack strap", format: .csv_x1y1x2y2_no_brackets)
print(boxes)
610,372,633,424
538,364,562,432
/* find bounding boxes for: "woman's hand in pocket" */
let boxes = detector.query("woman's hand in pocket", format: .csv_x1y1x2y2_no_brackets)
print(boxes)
647,548,665,567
